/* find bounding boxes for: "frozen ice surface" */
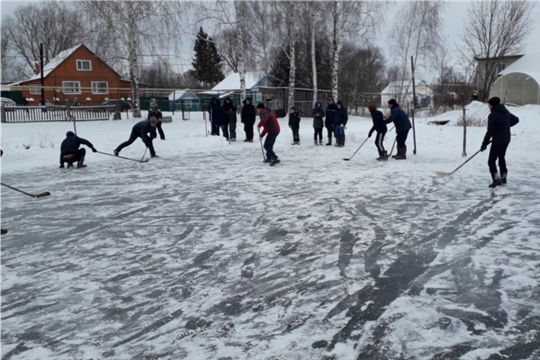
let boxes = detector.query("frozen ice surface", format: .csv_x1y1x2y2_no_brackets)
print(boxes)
1,105,540,359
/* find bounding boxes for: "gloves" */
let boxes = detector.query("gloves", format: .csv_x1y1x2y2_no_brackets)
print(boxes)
92,148,97,153
368,132,372,138
480,145,487,152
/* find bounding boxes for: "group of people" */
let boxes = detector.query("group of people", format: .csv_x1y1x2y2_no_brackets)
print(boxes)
55,94,518,187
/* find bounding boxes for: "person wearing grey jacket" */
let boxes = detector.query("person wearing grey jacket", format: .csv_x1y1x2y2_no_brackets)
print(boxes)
312,101,325,145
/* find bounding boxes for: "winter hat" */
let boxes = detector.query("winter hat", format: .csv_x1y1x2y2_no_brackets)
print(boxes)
66,131,76,137
149,117,158,124
388,99,399,107
368,104,377,113
328,97,334,102
290,106,297,110
257,103,265,109
488,97,501,106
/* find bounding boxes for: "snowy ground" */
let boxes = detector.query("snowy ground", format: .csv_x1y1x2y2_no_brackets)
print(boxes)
1,105,540,360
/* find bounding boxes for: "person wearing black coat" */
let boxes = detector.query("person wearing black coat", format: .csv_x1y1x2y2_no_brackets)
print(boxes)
223,97,237,141
312,101,325,145
333,100,348,147
114,118,159,158
368,104,388,160
60,131,97,168
148,106,165,140
209,97,226,136
241,97,256,142
288,106,301,145
480,97,519,188
325,98,338,145
384,99,412,160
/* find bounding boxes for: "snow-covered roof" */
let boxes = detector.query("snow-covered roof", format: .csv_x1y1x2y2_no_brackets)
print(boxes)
212,72,266,91
168,90,199,101
498,53,540,86
27,44,82,81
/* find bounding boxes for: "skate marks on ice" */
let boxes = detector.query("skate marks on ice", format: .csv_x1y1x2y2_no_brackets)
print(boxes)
2,153,540,359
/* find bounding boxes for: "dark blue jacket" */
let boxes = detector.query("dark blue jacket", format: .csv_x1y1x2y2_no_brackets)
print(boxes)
241,98,256,124
384,106,412,133
312,101,325,128
325,103,338,127
334,101,348,126
369,110,387,137
133,120,157,143
223,97,237,124
60,131,94,162
209,97,226,125
482,104,519,148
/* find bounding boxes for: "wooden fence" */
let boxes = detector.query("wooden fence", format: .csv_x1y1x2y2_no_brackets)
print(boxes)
1,105,117,123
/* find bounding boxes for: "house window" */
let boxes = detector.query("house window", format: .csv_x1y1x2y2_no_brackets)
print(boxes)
497,63,506,72
76,60,92,71
63,81,81,94
91,81,108,94
29,85,41,95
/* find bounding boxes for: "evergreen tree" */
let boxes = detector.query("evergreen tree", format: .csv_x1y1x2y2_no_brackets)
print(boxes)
191,27,225,88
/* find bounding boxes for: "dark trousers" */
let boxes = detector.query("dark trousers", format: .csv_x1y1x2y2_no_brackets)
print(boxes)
396,129,410,147
264,133,279,161
326,126,334,138
375,132,386,152
220,124,229,140
156,121,165,140
245,123,254,141
211,121,220,136
314,127,323,141
291,127,300,143
116,130,155,156
61,148,85,165
229,122,236,139
488,143,509,174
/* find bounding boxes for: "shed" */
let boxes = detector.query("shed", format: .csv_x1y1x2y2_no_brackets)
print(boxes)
168,90,201,111
489,53,540,105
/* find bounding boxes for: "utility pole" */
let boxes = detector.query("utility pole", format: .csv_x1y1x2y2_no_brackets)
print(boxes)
410,56,417,155
40,43,45,105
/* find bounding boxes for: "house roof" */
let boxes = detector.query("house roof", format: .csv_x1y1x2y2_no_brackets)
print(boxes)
168,90,199,101
474,54,523,61
381,80,428,94
212,72,267,91
498,53,540,87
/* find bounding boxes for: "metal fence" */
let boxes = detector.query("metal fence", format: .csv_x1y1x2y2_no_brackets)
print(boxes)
1,105,116,123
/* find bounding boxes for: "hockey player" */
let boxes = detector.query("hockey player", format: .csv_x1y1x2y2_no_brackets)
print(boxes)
257,103,281,165
114,118,159,158
59,131,97,168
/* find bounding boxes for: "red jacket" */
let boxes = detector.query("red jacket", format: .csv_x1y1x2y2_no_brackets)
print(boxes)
257,108,280,137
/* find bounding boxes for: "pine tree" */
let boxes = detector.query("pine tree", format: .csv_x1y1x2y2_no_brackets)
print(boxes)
191,27,224,88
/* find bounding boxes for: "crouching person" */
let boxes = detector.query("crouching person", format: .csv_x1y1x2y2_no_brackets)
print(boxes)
60,131,97,168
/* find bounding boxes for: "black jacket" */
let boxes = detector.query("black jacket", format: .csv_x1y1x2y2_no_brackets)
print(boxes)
223,97,237,124
289,112,301,128
384,105,412,133
325,103,338,127
334,101,348,126
147,108,163,121
133,120,157,143
312,101,325,128
482,104,519,148
209,97,226,125
60,131,94,163
369,110,387,137
241,98,256,125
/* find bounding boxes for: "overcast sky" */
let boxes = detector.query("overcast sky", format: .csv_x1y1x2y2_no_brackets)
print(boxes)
2,0,540,82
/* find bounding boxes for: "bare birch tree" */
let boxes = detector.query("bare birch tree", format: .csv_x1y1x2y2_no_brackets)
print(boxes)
388,0,443,106
458,0,535,101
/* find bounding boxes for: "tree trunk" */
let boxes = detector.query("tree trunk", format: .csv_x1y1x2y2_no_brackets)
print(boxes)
287,4,296,111
311,9,317,104
127,3,141,118
331,3,341,100
234,1,246,101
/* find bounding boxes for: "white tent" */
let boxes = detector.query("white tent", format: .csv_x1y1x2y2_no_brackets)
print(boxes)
490,53,540,105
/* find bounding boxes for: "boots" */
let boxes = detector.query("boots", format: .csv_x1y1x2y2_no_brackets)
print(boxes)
501,172,507,184
489,172,502,188
319,138,323,146
326,137,332,146
314,139,318,146
380,151,388,161
395,146,407,160
342,137,345,147
77,157,87,168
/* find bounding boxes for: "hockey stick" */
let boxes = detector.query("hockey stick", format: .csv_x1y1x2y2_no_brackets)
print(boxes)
257,128,266,160
141,147,148,162
1,182,51,198
436,145,488,176
389,137,397,158
343,137,369,161
97,151,149,163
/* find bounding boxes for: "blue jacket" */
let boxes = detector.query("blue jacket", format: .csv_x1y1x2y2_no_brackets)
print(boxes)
209,97,226,125
133,120,157,143
334,101,348,126
369,110,387,137
482,104,519,147
60,131,94,163
384,106,412,133
325,103,338,127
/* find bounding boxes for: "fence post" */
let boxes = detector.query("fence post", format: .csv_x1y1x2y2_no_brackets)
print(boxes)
462,107,467,157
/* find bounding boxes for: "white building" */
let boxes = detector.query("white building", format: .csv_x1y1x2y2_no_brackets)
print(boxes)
380,80,433,108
